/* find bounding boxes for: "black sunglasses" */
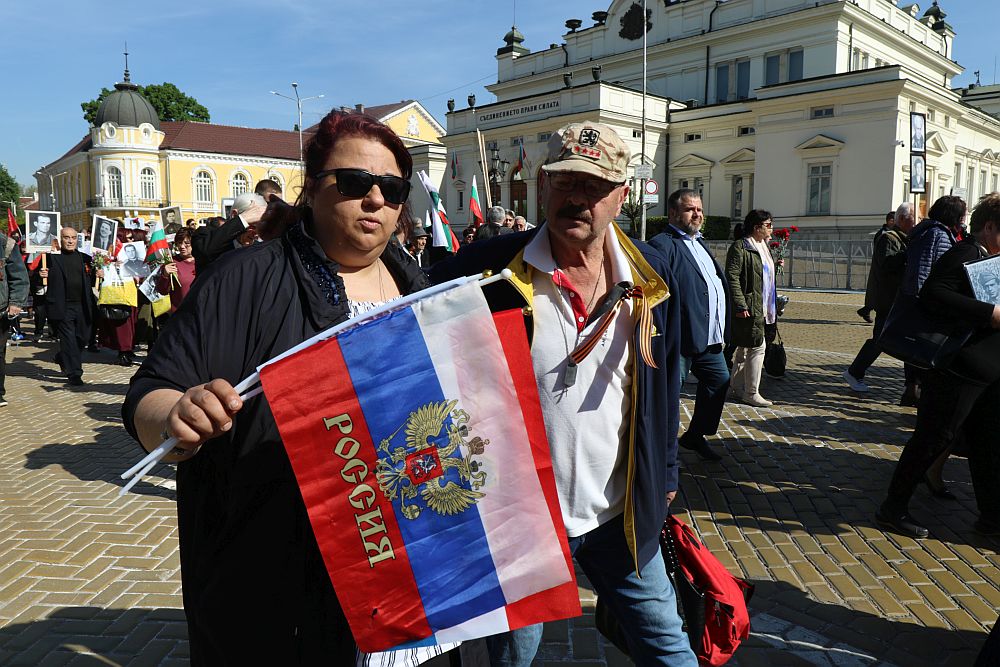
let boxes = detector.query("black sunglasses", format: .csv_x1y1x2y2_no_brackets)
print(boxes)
314,168,410,205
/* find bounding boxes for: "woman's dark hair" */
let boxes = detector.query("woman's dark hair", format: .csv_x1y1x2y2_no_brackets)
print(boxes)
928,195,967,232
743,209,773,232
474,223,501,242
299,110,413,206
970,192,1000,234
396,202,416,238
173,228,193,246
732,223,745,240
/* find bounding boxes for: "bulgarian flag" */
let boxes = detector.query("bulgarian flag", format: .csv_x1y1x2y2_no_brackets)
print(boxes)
145,220,170,261
512,140,527,177
418,170,460,253
450,152,459,180
469,175,484,228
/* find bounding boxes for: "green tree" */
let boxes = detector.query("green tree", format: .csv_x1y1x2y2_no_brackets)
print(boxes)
0,164,25,232
81,82,211,125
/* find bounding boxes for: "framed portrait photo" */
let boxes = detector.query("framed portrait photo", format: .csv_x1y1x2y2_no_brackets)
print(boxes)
91,215,118,255
119,241,149,279
910,112,926,154
965,255,1000,306
910,154,927,194
160,206,182,232
221,198,235,220
25,210,61,252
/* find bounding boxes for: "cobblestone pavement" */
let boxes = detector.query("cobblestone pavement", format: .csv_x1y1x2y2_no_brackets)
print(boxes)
0,291,996,665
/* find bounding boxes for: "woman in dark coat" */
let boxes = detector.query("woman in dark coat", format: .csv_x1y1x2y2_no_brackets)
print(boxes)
725,209,777,407
877,193,1000,540
122,111,454,665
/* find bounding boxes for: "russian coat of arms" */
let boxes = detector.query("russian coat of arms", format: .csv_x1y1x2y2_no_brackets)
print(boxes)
375,400,490,520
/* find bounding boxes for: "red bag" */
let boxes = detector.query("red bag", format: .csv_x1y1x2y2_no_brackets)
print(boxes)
667,515,754,666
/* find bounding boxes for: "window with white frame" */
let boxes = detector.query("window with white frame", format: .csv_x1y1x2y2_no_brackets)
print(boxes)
267,174,284,197
765,54,781,87
715,63,729,103
732,176,745,220
106,166,123,200
811,106,834,119
993,173,998,193
967,167,975,195
738,126,755,136
788,49,804,81
679,177,704,198
231,172,249,197
537,132,551,143
684,132,703,142
981,170,988,198
195,170,214,203
715,60,750,102
807,164,832,215
457,190,464,211
955,162,963,188
140,168,156,200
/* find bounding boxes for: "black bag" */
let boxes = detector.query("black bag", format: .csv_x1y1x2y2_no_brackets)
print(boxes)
764,327,786,377
878,293,971,370
99,304,131,323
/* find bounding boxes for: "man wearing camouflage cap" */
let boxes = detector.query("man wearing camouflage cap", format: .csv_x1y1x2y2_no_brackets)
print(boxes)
432,122,695,665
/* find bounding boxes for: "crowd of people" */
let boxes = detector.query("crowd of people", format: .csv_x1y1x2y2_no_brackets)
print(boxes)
2,111,999,665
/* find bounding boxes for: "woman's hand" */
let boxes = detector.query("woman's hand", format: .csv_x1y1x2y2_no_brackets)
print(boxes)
164,263,178,276
736,309,751,318
991,304,1000,329
39,268,48,279
164,379,244,458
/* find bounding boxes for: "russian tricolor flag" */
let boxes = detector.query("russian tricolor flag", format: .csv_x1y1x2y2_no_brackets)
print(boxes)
259,281,580,652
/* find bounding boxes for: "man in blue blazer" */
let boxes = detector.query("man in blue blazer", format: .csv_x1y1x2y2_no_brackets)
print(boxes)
649,189,732,460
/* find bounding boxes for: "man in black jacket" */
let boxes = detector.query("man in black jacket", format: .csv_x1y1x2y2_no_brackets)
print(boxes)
191,187,269,271
844,203,915,394
648,189,732,461
40,228,97,385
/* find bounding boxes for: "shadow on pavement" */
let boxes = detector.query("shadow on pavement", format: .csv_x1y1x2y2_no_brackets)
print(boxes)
741,579,988,666
0,606,187,666
24,424,175,500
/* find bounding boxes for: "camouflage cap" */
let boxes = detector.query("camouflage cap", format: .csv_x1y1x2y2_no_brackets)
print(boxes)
542,121,630,183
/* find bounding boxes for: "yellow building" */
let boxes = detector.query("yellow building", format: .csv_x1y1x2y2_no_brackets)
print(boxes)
37,71,448,231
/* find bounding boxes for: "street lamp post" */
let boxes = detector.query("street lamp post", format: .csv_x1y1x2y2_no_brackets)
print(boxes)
271,82,325,167
34,168,56,210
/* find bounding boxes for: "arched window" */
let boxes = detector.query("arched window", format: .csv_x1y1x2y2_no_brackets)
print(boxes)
140,168,157,200
106,166,123,201
267,173,284,198
195,170,214,203
231,172,249,197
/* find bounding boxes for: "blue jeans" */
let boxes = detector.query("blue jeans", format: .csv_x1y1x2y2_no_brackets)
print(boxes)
486,514,697,666
679,344,730,437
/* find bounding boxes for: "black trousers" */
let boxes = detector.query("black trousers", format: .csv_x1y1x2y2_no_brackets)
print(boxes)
886,370,1000,518
849,311,917,383
0,316,8,398
53,302,88,379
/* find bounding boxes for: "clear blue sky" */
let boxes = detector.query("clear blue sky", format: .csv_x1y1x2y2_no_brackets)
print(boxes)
2,0,996,186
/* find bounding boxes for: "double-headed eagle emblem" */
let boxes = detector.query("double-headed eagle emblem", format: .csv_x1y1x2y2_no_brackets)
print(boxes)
375,400,490,520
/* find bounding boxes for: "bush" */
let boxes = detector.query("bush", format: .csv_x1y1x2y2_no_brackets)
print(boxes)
702,216,732,240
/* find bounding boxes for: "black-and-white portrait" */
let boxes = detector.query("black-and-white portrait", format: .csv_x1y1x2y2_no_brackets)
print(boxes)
910,155,926,194
910,112,926,154
119,241,149,279
221,198,235,221
25,210,60,252
91,216,118,255
139,266,165,302
966,256,1000,306
160,206,182,232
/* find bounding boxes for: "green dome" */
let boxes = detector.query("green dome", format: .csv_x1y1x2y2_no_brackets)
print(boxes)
95,75,160,130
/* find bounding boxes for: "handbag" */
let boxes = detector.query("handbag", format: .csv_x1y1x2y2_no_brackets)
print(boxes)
764,326,786,377
151,294,171,318
595,515,754,665
877,293,972,370
99,304,131,322
97,266,138,308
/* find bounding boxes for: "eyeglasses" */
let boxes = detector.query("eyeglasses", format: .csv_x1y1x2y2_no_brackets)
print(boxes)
547,173,623,198
314,168,410,205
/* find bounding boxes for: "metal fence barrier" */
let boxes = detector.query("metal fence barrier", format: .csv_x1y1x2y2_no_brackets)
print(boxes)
705,240,874,291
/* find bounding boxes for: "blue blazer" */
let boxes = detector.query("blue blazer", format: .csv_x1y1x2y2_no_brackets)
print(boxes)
648,226,731,357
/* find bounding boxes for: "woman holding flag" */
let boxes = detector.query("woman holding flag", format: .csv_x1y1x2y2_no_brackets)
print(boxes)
122,111,457,665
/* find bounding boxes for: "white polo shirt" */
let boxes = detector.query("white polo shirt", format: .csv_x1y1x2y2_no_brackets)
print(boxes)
523,225,634,537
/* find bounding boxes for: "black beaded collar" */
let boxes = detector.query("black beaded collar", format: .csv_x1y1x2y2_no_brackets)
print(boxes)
287,217,344,309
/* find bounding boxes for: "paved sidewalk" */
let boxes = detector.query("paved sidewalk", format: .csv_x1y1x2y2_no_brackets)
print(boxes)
0,291,996,665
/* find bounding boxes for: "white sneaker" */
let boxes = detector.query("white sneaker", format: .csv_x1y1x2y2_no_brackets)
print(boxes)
843,370,870,392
